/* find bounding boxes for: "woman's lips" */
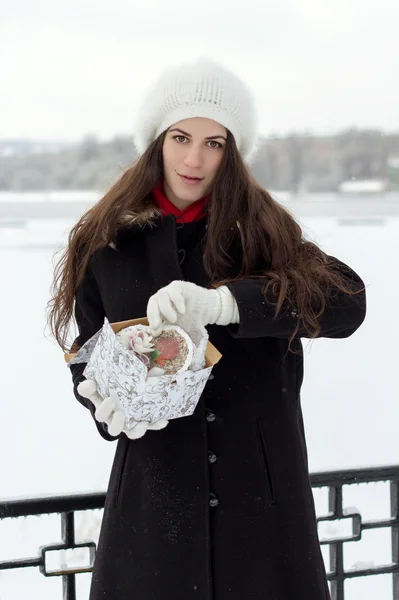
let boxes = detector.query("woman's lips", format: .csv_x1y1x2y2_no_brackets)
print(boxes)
179,174,204,185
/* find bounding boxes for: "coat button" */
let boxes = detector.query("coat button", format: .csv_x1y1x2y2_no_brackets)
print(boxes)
208,451,217,464
208,373,214,380
205,410,216,422
209,493,219,507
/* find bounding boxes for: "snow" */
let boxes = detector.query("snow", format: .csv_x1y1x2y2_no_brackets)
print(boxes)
0,191,101,203
1,193,398,599
298,214,399,473
350,560,376,571
338,179,387,193
343,506,361,516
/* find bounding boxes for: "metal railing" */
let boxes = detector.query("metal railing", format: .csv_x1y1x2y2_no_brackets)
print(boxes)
312,465,399,600
1,465,398,600
0,492,105,599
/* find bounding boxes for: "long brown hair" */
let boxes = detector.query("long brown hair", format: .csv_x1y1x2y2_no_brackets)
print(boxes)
47,129,363,352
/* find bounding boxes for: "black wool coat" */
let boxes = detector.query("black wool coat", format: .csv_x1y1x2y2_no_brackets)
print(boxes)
70,206,366,600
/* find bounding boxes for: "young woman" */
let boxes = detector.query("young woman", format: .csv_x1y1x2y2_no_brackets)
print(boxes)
48,58,366,600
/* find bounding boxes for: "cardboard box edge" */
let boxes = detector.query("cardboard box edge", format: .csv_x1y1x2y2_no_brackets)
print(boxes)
64,317,222,366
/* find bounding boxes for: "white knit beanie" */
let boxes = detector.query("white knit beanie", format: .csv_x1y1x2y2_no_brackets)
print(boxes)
133,58,259,163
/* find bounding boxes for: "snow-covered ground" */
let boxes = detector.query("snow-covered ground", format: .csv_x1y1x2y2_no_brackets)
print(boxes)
0,193,398,599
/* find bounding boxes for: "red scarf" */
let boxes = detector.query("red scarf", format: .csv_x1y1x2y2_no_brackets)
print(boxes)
152,180,208,222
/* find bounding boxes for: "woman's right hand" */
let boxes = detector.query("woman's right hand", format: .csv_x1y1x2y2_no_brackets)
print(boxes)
77,379,169,439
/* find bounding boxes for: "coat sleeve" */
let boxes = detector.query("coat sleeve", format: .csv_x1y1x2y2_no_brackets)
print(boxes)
224,256,366,340
70,256,118,442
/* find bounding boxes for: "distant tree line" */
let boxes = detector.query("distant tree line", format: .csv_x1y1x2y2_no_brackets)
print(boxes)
1,129,399,192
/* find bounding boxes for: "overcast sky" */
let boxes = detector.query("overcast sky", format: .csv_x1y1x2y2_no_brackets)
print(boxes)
1,0,398,141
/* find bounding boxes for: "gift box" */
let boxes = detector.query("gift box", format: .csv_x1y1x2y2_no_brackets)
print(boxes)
64,317,222,428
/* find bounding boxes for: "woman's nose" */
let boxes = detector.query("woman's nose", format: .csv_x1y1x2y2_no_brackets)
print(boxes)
183,146,203,168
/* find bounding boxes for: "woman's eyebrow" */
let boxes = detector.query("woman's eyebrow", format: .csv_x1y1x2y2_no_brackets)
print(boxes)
168,127,227,141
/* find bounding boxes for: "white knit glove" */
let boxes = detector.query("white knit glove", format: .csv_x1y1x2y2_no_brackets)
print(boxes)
147,281,239,336
77,379,169,439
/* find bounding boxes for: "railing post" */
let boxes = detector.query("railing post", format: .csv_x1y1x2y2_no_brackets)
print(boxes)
61,512,76,600
391,481,399,600
329,484,345,600
63,573,76,600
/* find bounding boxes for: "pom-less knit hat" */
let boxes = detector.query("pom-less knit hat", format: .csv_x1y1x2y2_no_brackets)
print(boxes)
133,58,259,162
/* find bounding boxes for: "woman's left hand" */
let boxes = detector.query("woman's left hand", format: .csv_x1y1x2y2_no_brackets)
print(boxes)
147,280,239,336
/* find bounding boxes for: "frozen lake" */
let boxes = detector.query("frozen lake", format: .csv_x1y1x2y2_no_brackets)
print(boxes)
0,191,398,598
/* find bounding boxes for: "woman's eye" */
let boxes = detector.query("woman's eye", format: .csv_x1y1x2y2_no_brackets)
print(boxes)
173,136,222,148
174,135,187,143
207,140,222,149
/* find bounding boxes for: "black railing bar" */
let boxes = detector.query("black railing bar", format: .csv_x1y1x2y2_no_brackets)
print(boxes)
362,517,399,529
327,562,399,580
311,465,399,487
330,580,341,600
316,512,335,520
328,485,338,518
390,481,399,600
0,492,106,519
334,541,344,575
336,486,343,518
0,556,41,570
320,534,361,545
46,567,93,577
329,542,344,600
64,572,76,600
316,514,399,529
353,514,362,540
317,511,361,521
62,512,75,546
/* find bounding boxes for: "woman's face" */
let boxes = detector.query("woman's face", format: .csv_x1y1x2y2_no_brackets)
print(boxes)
162,117,227,209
